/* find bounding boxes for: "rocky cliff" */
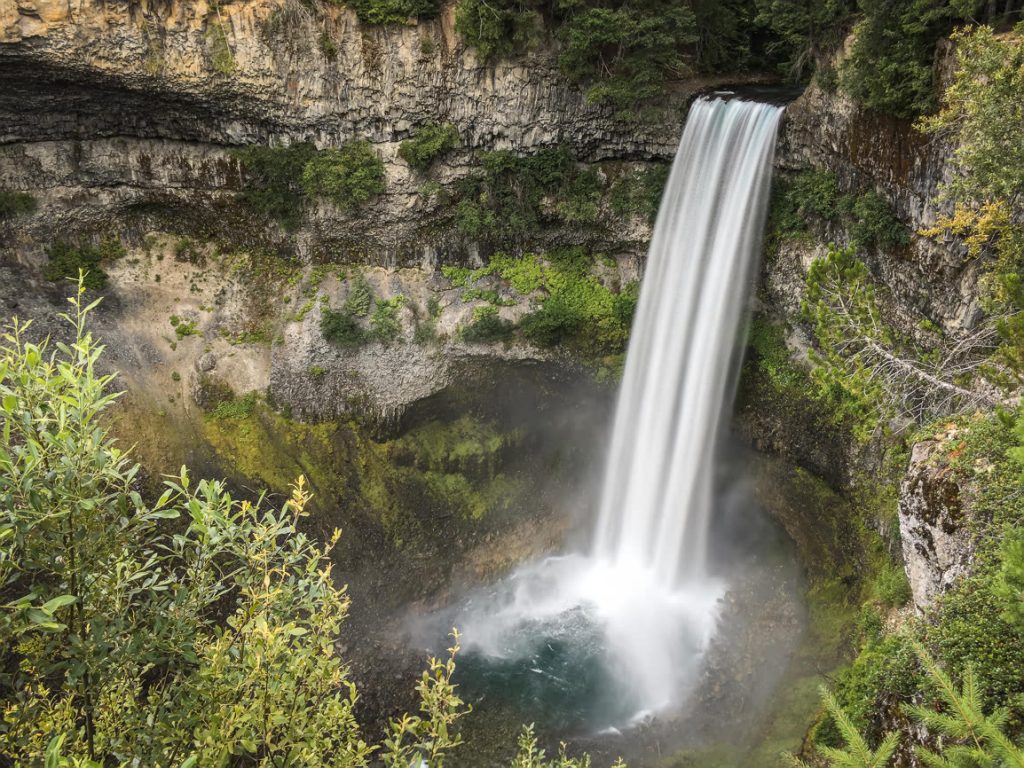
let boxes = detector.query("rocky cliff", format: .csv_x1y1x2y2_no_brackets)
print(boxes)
0,0,704,265
3,0,991,658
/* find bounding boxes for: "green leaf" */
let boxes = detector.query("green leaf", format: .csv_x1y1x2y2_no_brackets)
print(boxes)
2,394,16,412
42,594,78,614
44,733,66,768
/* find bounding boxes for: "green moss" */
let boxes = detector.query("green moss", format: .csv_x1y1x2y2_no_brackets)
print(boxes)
398,123,459,172
209,391,259,420
608,164,669,223
343,0,441,24
745,318,810,400
442,250,637,360
301,140,386,210
0,191,36,217
461,305,515,343
201,401,526,542
206,10,235,75
43,236,126,290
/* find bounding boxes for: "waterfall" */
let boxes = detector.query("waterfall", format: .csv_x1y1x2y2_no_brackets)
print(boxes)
594,97,784,586
453,96,785,725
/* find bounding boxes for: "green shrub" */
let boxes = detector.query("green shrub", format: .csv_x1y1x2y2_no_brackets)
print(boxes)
344,273,374,317
233,143,316,230
318,30,339,60
399,123,459,172
556,167,602,224
321,307,367,346
767,170,907,254
0,191,36,217
918,25,1024,205
0,282,607,768
170,315,201,339
557,0,697,115
871,560,912,607
520,293,582,347
454,147,605,240
461,305,515,342
301,140,386,210
608,165,669,223
839,0,969,119
454,0,541,61
43,237,125,290
368,295,405,343
843,190,910,250
349,0,441,24
487,253,545,294
206,12,236,75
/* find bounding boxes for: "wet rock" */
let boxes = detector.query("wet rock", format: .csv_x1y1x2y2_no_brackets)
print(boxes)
898,440,973,610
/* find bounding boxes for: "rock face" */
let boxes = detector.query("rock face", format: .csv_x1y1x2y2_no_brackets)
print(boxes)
774,79,982,339
0,0,733,265
898,439,973,610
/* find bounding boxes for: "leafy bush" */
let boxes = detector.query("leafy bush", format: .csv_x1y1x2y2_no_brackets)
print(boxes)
520,294,582,347
43,237,126,290
233,142,317,230
369,295,405,343
461,305,515,342
0,289,479,766
519,248,636,355
0,191,36,217
170,315,201,339
918,25,1024,205
454,0,541,61
767,169,908,253
399,123,459,172
235,141,385,226
557,0,697,115
454,147,588,240
301,140,386,210
345,273,374,317
843,190,910,251
608,164,670,223
322,307,367,345
347,0,441,24
320,274,392,346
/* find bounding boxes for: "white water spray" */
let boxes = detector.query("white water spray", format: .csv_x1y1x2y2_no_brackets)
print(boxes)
458,96,784,722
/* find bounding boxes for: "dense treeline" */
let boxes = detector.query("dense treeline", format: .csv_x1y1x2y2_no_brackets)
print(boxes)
337,0,1021,117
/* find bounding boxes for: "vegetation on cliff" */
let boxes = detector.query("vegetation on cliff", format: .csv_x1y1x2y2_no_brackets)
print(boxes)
0,285,612,767
764,21,1024,766
233,141,386,229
